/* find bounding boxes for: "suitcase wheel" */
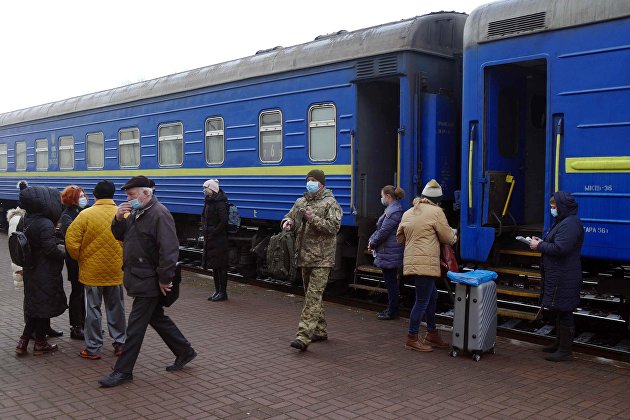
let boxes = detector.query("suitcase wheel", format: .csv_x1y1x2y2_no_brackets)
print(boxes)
450,349,458,358
472,353,481,362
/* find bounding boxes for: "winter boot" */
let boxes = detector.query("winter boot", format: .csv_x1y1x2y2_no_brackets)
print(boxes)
211,270,228,302
542,319,560,353
405,334,432,352
423,330,449,348
208,275,220,301
545,326,574,362
15,335,30,355
33,338,58,356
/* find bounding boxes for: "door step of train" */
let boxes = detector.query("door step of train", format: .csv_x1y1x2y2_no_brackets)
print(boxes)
496,285,540,299
497,249,541,257
486,266,541,279
497,308,538,321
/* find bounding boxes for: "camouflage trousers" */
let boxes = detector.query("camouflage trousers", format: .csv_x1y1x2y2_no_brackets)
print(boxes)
296,267,330,345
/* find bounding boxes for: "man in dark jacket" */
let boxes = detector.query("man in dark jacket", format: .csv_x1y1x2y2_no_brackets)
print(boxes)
98,176,196,387
530,191,584,362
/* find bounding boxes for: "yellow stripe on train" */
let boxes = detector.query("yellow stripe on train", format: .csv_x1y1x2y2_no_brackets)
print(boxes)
566,156,630,173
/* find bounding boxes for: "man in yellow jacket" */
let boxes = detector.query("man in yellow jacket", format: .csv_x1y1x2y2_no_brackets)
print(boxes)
66,180,126,360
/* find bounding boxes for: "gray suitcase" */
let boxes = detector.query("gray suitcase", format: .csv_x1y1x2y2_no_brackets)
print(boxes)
450,281,497,361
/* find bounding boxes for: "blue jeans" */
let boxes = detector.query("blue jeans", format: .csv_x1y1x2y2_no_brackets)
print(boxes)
408,275,438,335
382,268,400,315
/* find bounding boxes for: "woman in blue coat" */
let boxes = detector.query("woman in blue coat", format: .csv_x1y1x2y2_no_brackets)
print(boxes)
368,185,405,320
530,191,584,362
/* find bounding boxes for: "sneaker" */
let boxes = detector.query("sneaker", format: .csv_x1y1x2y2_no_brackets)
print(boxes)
80,348,101,360
113,343,124,357
377,310,399,320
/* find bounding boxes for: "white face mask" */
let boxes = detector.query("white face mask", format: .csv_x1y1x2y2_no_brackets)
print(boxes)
78,197,88,208
551,208,558,218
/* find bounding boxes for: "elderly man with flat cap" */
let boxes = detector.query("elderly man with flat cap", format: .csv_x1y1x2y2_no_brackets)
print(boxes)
282,169,342,351
98,175,196,387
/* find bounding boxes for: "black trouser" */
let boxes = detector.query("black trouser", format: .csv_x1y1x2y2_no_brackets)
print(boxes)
23,317,47,339
66,258,85,327
114,296,192,374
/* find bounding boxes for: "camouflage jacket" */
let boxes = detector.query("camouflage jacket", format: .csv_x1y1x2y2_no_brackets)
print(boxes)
282,188,342,268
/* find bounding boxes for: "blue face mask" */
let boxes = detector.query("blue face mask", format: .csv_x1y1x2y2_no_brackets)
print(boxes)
550,208,558,218
129,198,142,210
306,181,319,193
381,197,388,206
78,197,88,208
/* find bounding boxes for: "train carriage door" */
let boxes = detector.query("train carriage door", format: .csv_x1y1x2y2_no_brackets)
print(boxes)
483,60,547,229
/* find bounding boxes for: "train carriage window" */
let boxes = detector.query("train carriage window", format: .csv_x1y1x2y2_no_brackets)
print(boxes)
59,136,75,170
119,128,140,168
158,123,183,166
0,144,7,171
15,141,26,171
86,132,104,169
259,110,283,163
205,117,224,165
308,104,336,161
35,139,48,171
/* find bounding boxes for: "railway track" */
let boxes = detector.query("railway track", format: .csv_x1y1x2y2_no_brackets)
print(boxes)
180,258,630,363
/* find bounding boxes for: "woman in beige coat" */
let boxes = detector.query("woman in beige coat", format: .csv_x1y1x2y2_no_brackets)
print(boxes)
396,180,456,352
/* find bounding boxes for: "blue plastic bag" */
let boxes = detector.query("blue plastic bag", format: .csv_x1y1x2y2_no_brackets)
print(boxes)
447,269,497,286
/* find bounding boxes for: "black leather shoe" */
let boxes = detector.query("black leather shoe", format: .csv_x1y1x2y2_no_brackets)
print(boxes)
290,339,307,352
310,334,328,342
70,326,84,340
166,349,197,371
207,292,219,301
211,292,227,302
98,371,133,388
46,328,64,338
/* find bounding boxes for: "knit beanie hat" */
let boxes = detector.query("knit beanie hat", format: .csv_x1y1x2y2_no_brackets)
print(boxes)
93,180,115,199
203,179,219,193
421,179,443,203
306,169,325,186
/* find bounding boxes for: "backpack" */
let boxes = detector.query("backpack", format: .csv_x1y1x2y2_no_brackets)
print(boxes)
266,230,297,281
9,218,33,268
227,202,241,234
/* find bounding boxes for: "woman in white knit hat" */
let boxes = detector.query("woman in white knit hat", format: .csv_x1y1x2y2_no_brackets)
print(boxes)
202,179,230,301
396,179,457,352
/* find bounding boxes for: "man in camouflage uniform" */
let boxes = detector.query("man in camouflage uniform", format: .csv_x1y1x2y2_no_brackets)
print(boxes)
282,169,342,351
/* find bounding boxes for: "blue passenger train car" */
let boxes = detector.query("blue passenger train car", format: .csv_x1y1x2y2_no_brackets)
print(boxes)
460,0,630,265
0,12,466,277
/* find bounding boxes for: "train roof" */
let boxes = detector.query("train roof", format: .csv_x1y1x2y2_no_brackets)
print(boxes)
465,0,630,48
0,11,466,128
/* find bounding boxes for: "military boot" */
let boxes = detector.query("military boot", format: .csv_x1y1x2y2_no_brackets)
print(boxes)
405,334,432,352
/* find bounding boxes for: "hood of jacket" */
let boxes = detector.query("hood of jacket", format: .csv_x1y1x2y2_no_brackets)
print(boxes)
19,186,63,224
7,207,25,222
553,191,578,221
205,189,227,203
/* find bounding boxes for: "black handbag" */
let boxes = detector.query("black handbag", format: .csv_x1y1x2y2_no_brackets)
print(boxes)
161,262,182,307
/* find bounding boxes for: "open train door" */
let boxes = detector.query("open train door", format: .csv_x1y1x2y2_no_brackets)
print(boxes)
481,60,547,239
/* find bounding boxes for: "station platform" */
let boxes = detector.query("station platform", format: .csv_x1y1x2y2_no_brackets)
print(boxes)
1,238,629,419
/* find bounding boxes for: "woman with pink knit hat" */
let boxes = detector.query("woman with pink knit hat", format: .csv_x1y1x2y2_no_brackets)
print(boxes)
202,179,230,301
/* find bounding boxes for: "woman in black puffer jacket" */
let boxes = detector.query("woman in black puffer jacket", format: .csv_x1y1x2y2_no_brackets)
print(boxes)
530,191,584,362
202,179,230,301
15,186,68,356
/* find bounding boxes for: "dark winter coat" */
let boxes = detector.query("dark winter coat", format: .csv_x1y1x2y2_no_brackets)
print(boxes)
538,191,584,311
19,186,67,318
202,189,229,269
59,205,81,284
111,195,179,297
369,200,404,269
